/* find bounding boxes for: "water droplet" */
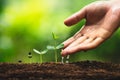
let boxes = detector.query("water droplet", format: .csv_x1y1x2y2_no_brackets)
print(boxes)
66,55,70,59
66,55,70,63
66,61,69,63
61,57,64,64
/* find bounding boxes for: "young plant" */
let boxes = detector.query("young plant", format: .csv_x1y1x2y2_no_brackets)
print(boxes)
28,52,32,63
33,49,48,63
47,32,64,63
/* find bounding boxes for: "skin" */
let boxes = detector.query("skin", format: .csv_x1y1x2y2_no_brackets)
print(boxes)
61,0,120,56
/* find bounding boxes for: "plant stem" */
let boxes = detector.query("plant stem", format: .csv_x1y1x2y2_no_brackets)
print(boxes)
55,49,57,63
39,54,40,63
54,40,57,63
39,54,42,63
41,54,42,63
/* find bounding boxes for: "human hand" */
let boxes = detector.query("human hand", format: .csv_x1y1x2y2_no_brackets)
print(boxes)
61,0,120,56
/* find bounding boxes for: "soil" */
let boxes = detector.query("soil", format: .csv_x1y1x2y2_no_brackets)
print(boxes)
0,61,120,80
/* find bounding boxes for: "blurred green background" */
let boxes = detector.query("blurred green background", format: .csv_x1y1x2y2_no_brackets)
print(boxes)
0,0,120,63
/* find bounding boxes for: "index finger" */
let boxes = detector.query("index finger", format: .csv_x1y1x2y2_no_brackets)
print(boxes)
64,7,87,26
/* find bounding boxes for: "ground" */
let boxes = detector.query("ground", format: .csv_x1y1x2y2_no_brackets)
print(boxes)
0,61,120,80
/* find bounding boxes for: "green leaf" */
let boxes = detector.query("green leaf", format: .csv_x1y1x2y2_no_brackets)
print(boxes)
33,49,40,54
41,49,48,54
52,32,59,40
33,49,47,55
47,45,55,50
56,43,64,49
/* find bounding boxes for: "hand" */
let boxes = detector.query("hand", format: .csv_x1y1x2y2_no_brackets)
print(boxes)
61,0,120,56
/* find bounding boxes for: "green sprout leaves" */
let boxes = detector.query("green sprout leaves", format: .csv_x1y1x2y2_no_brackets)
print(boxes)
33,49,48,55
33,49,40,54
56,43,64,49
41,49,48,54
51,32,64,63
46,43,64,63
33,49,48,63
47,43,64,50
47,45,55,50
33,44,64,64
52,32,59,40
32,32,64,64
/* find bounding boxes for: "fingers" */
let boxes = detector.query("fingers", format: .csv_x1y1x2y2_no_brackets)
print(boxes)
64,36,87,49
63,25,85,48
61,37,104,56
64,7,86,26
63,37,75,48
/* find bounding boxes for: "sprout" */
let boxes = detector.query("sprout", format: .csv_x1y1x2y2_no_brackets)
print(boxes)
56,43,64,49
47,44,64,63
47,43,64,50
47,32,64,63
33,33,64,63
47,45,55,50
33,49,48,63
52,32,59,40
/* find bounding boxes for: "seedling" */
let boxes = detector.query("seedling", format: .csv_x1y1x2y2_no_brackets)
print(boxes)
33,49,48,63
47,32,64,63
28,52,32,63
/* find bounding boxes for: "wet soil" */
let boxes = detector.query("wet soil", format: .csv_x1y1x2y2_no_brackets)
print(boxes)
0,61,120,80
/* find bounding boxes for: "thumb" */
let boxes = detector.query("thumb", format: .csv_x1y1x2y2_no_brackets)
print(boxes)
64,7,86,26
